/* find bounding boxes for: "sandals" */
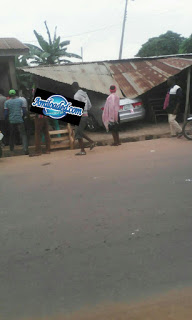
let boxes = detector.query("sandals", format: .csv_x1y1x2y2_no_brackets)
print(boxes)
75,142,96,155
111,143,118,146
75,151,86,156
177,132,183,139
90,142,97,150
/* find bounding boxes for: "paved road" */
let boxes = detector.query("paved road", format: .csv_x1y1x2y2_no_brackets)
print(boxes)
1,138,192,320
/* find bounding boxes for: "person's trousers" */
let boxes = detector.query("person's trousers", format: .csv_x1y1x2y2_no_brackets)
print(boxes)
35,118,51,153
168,114,182,136
9,123,28,152
42,119,61,143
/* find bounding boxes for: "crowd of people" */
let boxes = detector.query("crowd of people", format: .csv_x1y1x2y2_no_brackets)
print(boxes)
0,76,184,157
0,83,122,157
0,89,29,155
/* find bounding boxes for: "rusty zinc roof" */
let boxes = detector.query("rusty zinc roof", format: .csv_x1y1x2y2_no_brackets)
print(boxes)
20,56,192,98
104,57,192,97
0,38,29,56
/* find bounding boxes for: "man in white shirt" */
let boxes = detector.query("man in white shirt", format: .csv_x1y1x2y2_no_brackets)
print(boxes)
72,82,96,155
19,96,28,110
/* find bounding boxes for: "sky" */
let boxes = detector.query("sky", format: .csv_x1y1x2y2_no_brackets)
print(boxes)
1,0,192,62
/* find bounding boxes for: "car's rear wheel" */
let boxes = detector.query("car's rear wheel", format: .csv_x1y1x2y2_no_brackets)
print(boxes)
183,121,192,140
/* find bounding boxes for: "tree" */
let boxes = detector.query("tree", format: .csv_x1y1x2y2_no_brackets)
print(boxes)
136,31,185,57
25,21,81,65
15,56,34,101
179,34,192,54
15,21,82,97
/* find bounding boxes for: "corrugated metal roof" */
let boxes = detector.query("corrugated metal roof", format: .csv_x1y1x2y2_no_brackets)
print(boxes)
104,57,192,98
0,38,29,56
20,57,192,98
20,63,124,97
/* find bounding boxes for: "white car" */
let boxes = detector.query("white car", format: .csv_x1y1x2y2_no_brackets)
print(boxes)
86,97,145,131
119,97,145,123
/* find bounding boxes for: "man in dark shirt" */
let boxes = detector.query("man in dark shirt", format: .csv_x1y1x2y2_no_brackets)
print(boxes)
165,77,183,138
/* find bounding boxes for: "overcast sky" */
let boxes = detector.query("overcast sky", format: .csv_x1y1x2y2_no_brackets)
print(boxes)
1,0,192,62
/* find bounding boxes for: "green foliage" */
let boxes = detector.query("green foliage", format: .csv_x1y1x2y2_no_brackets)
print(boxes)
179,34,192,53
136,31,186,57
15,21,82,95
15,55,34,99
24,21,81,65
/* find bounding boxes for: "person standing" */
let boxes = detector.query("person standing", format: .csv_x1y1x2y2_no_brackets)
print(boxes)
163,76,183,138
0,89,7,145
19,95,28,110
102,85,121,146
29,88,51,157
29,114,51,157
72,82,96,155
4,89,28,155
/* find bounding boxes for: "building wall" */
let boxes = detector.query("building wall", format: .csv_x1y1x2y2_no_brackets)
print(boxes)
0,56,18,95
0,58,10,95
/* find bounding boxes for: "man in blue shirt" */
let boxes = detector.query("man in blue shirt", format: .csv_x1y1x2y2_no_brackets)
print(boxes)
4,89,29,155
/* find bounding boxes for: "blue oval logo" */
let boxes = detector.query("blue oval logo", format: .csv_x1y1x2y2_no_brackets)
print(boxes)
43,95,71,119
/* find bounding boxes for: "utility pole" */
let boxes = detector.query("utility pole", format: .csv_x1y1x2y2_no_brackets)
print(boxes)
119,0,128,60
81,47,83,62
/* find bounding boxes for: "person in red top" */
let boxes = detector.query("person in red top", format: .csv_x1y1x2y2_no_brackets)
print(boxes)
102,85,121,146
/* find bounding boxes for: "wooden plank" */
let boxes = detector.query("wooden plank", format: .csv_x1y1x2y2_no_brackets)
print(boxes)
8,57,18,89
50,137,69,142
49,124,75,150
49,129,68,135
50,142,70,150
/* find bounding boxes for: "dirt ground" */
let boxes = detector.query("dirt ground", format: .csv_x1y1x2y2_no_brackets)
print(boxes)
24,288,192,320
1,138,192,320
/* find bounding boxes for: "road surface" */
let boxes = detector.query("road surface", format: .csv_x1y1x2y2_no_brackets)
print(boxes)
1,138,192,319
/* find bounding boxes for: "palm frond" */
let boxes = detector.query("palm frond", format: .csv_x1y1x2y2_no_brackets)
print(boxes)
44,20,52,45
60,51,82,59
25,43,43,53
59,40,70,48
58,59,71,63
54,26,57,41
33,30,50,52
53,37,61,51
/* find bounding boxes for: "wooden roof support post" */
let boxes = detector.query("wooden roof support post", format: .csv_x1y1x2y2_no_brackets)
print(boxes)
184,67,191,123
8,57,18,90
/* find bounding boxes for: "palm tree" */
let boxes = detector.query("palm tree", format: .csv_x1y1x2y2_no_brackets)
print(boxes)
25,21,81,65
